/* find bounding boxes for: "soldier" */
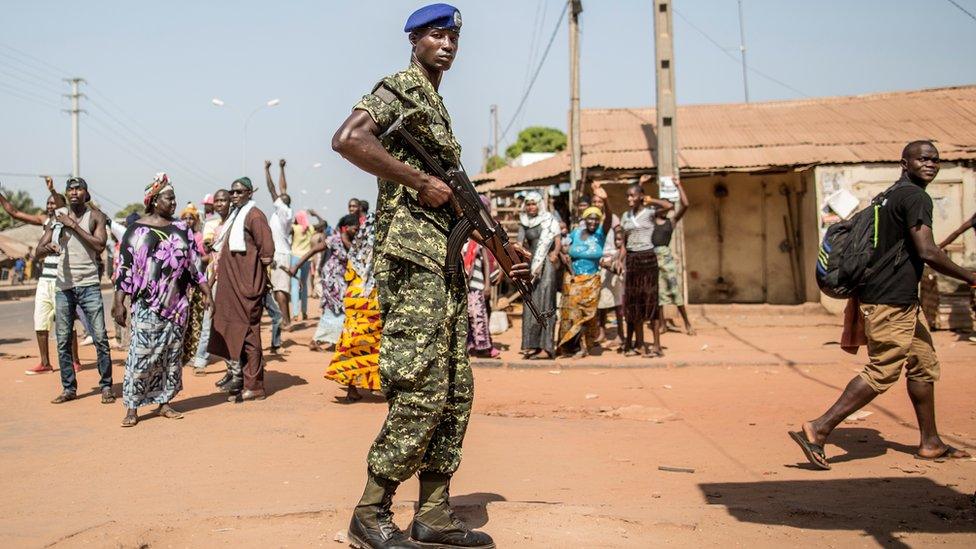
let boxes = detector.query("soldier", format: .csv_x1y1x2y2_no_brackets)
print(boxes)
332,4,530,548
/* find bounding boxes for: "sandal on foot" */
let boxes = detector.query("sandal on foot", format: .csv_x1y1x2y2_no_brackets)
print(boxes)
121,414,138,427
789,430,831,470
915,445,969,461
158,406,183,419
101,389,116,404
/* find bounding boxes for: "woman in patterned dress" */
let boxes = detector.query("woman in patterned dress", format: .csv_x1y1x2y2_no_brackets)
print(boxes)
325,213,382,402
111,174,211,427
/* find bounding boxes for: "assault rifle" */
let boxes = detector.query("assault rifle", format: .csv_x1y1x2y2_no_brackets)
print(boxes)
381,118,554,325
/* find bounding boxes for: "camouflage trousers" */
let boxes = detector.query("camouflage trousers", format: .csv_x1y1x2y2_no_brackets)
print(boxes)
368,256,472,482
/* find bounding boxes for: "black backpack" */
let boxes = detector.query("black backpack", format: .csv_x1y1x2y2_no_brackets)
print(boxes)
816,185,905,299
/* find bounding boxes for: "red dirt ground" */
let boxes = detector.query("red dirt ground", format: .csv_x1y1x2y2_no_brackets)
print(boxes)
1,303,974,548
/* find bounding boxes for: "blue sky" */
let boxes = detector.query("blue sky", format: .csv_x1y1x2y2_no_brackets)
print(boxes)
1,0,975,219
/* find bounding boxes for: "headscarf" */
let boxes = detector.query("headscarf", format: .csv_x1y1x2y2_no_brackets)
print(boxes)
581,206,604,221
519,191,560,276
144,172,173,208
294,210,310,233
180,202,199,219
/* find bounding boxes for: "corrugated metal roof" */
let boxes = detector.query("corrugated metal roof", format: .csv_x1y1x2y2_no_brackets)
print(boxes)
475,85,976,191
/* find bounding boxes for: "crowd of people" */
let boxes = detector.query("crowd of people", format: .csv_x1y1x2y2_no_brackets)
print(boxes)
516,177,694,360
0,159,704,421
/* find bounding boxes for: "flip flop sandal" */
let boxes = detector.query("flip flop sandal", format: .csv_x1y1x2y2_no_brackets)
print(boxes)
121,415,138,428
101,392,116,404
789,430,831,470
915,445,967,461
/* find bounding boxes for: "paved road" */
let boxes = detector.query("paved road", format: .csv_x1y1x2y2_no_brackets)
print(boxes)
0,290,113,344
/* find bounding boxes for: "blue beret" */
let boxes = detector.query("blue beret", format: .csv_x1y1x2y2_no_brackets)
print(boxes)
404,3,462,33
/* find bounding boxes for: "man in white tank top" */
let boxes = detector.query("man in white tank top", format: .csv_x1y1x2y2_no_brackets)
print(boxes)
37,177,114,404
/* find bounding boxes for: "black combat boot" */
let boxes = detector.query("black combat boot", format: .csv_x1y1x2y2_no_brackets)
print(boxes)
215,371,233,388
348,473,419,549
410,472,495,548
218,375,243,395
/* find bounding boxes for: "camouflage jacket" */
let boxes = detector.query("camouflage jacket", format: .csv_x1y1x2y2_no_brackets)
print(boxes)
354,63,462,278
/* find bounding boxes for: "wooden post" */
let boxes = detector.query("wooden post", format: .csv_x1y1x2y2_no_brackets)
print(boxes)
653,0,688,305
568,0,583,207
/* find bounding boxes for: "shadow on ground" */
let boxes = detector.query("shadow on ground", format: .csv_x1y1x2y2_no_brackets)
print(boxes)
700,477,976,548
423,493,507,529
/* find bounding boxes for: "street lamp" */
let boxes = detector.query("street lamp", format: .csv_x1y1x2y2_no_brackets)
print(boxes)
211,97,281,175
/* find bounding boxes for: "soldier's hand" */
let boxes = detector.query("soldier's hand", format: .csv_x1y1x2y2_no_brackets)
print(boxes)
508,242,533,281
417,174,452,208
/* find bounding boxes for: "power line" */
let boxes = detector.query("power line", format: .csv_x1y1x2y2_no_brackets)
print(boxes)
673,8,912,140
499,0,570,144
0,82,61,109
87,98,215,185
0,41,70,80
87,84,220,183
946,0,976,22
0,171,71,178
0,60,66,96
673,8,810,98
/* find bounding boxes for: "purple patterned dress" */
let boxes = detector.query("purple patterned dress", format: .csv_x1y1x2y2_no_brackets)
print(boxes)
115,221,205,408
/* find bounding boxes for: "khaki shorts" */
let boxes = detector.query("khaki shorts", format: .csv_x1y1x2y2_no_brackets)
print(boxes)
269,252,292,294
858,303,939,393
33,278,57,331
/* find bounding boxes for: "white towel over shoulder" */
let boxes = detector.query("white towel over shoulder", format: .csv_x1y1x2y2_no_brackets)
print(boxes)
223,200,256,253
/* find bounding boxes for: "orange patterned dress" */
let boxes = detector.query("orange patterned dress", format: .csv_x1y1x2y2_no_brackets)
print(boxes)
324,263,382,390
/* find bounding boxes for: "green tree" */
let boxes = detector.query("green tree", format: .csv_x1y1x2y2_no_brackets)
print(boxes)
505,126,567,160
0,190,41,230
115,202,144,220
485,155,507,173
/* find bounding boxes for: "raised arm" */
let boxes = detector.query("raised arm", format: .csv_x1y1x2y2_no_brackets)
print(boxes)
673,179,690,223
0,190,46,225
278,158,288,196
938,213,975,249
264,160,279,201
332,110,450,208
646,197,675,212
910,224,976,285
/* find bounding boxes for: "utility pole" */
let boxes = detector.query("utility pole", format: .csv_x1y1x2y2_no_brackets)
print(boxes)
490,104,500,159
568,0,583,207
737,0,750,103
653,0,688,304
63,78,85,177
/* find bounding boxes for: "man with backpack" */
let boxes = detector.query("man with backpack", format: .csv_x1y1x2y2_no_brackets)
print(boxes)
791,140,976,470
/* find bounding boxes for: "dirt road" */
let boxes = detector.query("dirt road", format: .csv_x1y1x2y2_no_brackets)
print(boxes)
1,303,974,547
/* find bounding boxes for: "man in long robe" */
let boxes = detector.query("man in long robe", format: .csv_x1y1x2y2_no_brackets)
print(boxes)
208,177,274,400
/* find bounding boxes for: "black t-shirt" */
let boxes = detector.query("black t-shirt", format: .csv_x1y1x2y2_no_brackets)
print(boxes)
859,176,933,305
652,218,673,247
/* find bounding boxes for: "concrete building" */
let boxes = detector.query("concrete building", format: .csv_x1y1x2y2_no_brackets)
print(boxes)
474,86,976,313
